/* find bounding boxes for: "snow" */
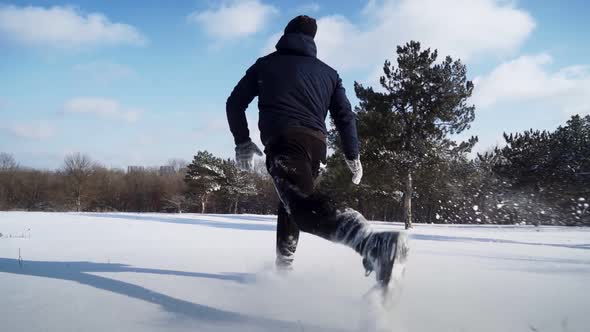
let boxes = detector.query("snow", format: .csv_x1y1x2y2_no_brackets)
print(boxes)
1,212,589,332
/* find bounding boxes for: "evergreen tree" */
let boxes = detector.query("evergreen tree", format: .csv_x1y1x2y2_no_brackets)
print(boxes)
219,159,257,213
346,41,477,228
184,151,225,213
482,114,590,225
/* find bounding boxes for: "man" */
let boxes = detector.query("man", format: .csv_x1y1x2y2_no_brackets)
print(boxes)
226,16,407,286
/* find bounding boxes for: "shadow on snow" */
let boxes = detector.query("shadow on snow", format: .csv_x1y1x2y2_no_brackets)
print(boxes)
411,234,590,250
83,213,276,232
0,258,342,331
81,213,589,251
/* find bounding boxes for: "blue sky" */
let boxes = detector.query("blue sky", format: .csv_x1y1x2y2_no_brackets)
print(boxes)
1,0,589,169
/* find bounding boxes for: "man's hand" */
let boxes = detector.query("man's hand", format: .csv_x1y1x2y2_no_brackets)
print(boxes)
345,158,363,185
235,140,263,170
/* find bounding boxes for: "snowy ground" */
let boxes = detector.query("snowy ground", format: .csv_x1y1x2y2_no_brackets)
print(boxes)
1,212,589,332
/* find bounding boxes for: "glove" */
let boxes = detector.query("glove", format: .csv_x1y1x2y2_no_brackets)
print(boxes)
345,158,363,185
235,140,263,170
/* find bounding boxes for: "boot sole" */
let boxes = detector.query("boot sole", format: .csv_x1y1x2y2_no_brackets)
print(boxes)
378,231,409,287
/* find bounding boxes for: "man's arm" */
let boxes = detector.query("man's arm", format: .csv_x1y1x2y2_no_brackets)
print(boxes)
329,76,359,160
226,62,259,145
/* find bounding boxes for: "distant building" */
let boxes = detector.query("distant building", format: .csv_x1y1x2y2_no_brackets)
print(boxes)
127,166,145,173
159,165,175,176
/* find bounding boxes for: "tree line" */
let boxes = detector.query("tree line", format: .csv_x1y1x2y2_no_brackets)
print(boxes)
1,41,587,225
0,152,277,214
321,41,588,227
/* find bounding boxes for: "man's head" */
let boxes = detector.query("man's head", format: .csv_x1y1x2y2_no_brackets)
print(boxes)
284,15,317,39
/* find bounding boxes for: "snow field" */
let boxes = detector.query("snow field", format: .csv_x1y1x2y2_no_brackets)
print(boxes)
1,212,589,332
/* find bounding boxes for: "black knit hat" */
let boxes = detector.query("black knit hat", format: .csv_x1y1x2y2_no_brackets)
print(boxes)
284,15,317,38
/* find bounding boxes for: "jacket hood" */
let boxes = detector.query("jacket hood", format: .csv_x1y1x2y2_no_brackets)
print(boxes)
275,33,317,57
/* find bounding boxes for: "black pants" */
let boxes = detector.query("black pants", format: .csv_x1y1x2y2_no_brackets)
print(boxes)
265,127,327,261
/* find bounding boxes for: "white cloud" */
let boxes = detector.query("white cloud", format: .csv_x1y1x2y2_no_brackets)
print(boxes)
73,61,137,84
188,0,278,40
265,0,534,73
364,0,534,59
262,15,361,58
63,97,143,123
473,53,590,117
4,121,57,140
314,16,363,70
0,5,146,49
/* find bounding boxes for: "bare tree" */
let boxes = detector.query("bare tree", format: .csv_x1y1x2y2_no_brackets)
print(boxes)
163,194,193,213
63,153,95,211
86,165,124,212
18,169,52,211
0,153,18,170
167,159,188,173
0,153,20,209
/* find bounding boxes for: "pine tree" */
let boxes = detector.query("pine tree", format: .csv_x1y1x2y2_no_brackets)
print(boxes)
219,159,257,213
351,41,477,228
483,115,590,225
184,151,225,213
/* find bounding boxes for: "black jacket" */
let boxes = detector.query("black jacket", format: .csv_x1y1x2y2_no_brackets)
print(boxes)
226,33,359,160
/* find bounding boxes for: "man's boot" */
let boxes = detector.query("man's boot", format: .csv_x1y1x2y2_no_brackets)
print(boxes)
333,209,409,286
272,176,408,285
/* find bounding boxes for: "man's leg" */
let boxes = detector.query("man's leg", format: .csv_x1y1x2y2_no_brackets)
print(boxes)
265,132,353,241
268,153,408,285
275,203,299,268
266,136,315,269
266,131,408,284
